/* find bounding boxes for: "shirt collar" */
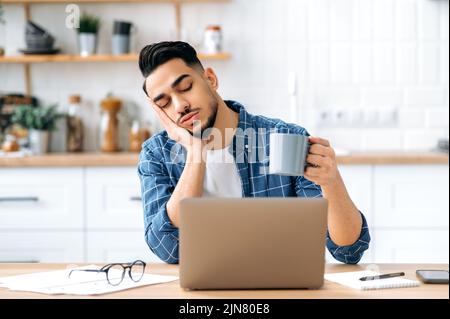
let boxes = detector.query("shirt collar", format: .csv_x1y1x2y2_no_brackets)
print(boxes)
224,100,251,159
224,100,250,131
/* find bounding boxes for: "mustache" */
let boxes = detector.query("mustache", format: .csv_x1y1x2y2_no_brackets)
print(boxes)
177,108,201,125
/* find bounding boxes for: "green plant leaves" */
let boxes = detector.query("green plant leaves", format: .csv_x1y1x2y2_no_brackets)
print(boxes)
11,105,65,131
78,12,101,34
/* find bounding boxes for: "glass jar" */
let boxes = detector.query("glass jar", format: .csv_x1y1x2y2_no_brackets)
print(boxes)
67,94,84,152
128,120,152,152
99,96,122,152
203,25,222,54
1,134,20,152
129,119,141,153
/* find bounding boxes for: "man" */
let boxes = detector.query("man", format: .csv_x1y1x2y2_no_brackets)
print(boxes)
138,41,370,265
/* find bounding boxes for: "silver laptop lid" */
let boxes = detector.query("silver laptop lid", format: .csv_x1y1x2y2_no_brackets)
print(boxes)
179,198,328,290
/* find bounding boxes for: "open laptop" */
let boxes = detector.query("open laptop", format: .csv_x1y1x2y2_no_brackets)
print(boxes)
179,198,328,290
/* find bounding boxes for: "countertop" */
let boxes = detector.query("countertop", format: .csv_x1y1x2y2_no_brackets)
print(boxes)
0,263,448,299
0,151,448,167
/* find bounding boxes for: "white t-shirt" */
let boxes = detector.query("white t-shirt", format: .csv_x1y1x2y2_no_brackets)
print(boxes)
203,147,242,198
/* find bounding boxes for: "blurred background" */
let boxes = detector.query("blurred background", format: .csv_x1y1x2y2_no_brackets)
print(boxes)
0,0,448,265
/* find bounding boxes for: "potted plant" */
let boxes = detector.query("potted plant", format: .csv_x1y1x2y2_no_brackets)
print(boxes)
77,11,101,56
11,105,64,154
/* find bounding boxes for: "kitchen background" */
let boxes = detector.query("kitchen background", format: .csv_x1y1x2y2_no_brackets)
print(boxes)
0,0,448,265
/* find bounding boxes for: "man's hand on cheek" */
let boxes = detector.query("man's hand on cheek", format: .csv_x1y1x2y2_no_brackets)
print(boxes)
151,104,212,160
304,136,340,188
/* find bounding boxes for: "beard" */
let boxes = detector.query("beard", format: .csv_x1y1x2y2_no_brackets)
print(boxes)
190,98,218,139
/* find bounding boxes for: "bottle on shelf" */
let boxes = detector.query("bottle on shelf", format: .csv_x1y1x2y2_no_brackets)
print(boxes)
99,95,122,152
129,119,141,153
129,119,152,153
203,25,222,54
66,95,84,152
1,134,20,152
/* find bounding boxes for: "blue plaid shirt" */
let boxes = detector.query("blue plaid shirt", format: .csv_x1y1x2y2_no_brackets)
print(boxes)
138,100,370,264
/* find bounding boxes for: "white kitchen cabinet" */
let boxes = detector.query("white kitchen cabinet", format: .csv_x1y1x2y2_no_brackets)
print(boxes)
85,167,143,230
327,165,375,263
0,231,84,263
85,231,161,263
0,168,84,230
373,230,449,263
338,165,374,227
373,165,449,228
1,163,448,264
336,164,449,264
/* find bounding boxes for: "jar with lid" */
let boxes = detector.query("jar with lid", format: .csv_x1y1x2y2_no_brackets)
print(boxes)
203,25,222,54
129,120,152,152
129,120,141,153
1,134,20,152
99,95,122,152
67,94,84,152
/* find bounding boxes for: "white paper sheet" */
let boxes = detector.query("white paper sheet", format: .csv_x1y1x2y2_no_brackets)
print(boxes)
0,265,179,295
325,271,420,290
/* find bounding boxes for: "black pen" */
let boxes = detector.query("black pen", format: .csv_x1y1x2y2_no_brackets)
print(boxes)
359,272,405,281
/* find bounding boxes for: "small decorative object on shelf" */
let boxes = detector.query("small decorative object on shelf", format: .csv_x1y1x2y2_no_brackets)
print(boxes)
128,120,141,153
0,94,38,145
112,20,134,55
10,104,64,154
1,134,20,152
100,94,122,152
20,20,59,55
437,138,449,154
78,11,101,57
67,94,84,152
129,119,151,153
203,25,222,54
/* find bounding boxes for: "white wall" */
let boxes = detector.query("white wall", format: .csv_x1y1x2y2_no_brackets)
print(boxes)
0,0,449,152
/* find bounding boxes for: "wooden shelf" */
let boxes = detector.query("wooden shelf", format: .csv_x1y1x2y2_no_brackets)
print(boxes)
1,0,231,95
0,54,138,63
0,52,231,63
0,0,230,4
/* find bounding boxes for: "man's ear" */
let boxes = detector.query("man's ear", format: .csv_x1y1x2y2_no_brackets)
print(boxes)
204,67,219,90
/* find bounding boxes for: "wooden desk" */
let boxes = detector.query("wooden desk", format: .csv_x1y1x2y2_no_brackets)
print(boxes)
0,263,447,299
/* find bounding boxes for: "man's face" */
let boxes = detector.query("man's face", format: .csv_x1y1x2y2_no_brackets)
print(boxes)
145,58,219,135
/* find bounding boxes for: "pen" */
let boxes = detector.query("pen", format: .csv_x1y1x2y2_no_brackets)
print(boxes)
359,272,405,281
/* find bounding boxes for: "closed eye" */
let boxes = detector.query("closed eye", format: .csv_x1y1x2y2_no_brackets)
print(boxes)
179,83,193,92
156,96,170,109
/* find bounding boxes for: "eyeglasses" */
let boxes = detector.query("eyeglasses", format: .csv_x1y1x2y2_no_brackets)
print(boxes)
68,260,146,286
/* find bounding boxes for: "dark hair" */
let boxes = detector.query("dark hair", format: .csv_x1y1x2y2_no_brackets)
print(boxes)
139,41,204,96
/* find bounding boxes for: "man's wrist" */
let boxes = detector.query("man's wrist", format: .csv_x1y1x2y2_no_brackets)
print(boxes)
186,145,207,164
321,171,345,197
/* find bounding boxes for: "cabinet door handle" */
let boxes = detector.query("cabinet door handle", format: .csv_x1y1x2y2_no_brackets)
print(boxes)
0,197,39,202
130,196,142,201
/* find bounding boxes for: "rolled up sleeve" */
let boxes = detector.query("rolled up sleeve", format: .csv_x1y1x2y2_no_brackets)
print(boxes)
326,212,371,264
138,146,179,264
295,176,371,264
